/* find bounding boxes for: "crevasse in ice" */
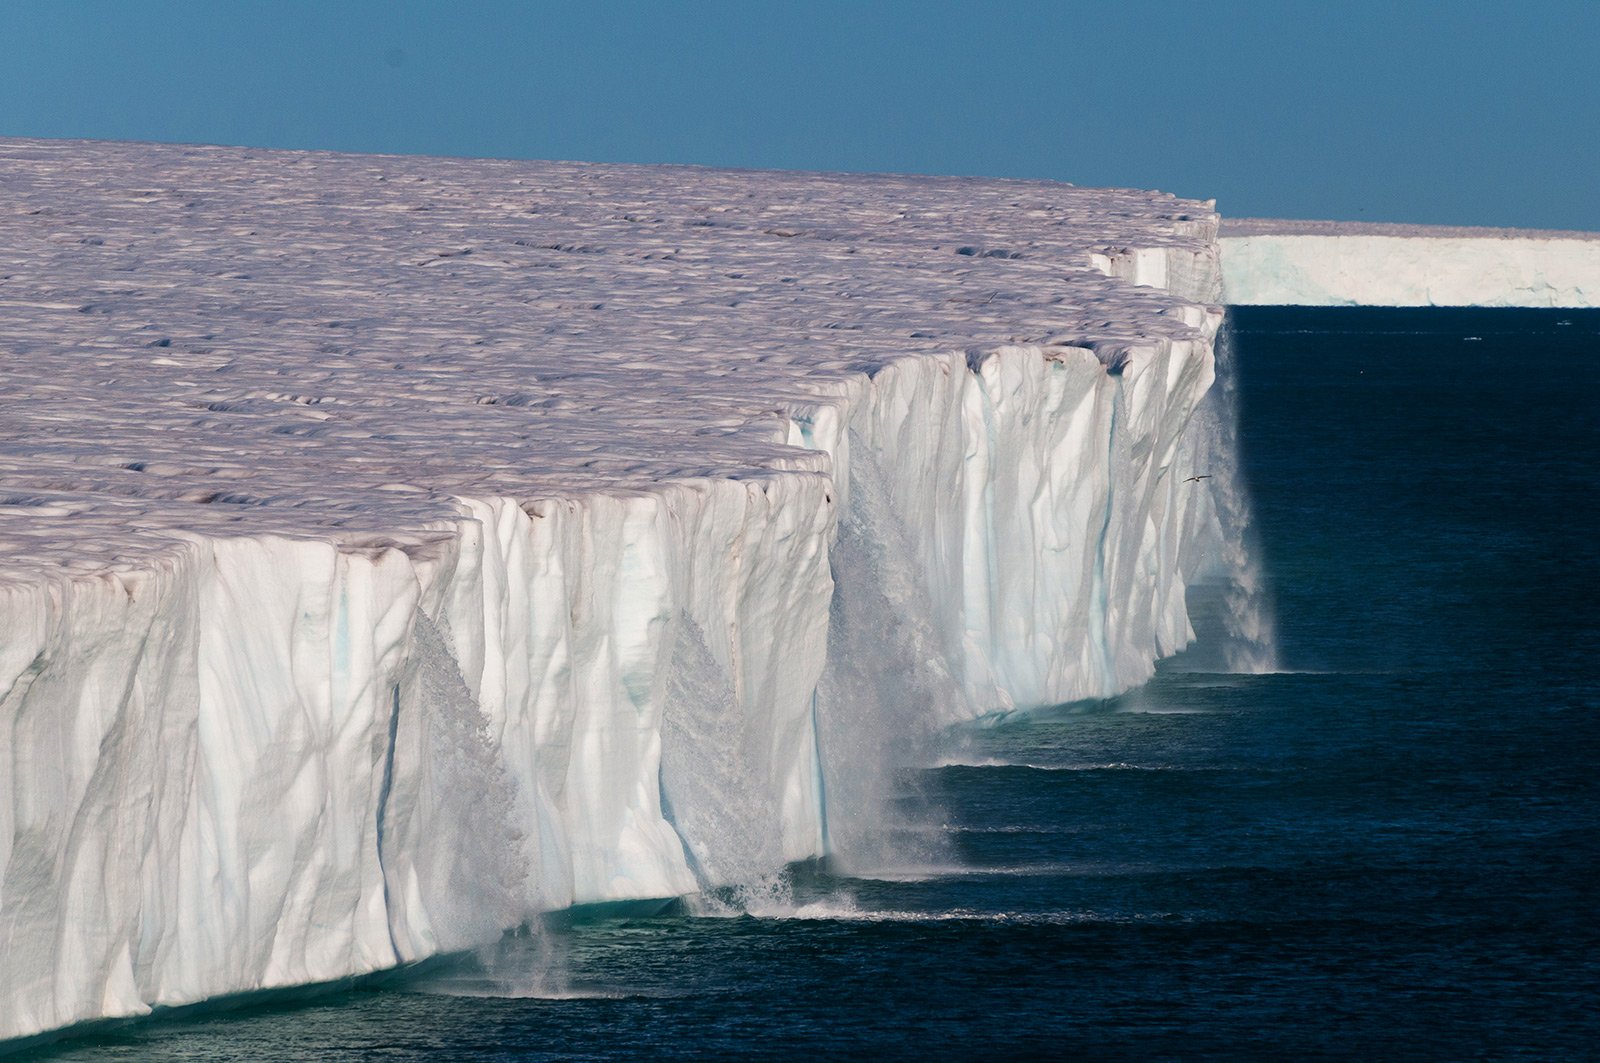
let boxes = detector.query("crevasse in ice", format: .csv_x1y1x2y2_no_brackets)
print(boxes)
0,139,1228,1040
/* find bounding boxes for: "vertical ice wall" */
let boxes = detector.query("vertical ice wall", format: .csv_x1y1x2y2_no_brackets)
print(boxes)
1219,219,1600,306
0,139,1228,1042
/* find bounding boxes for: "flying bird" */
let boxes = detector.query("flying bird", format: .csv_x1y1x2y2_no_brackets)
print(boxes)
1184,474,1212,484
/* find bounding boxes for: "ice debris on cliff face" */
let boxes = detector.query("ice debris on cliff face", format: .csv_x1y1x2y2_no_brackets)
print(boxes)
0,138,1227,1040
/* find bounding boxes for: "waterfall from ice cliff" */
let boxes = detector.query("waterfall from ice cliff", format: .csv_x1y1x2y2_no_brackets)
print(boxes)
1183,321,1281,673
0,139,1242,1042
810,436,961,877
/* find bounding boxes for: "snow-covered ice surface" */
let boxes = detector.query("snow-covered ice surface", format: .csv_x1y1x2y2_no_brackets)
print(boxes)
1220,217,1600,307
0,138,1228,1041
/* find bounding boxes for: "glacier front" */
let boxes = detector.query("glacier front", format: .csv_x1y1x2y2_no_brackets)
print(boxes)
1220,217,1600,307
0,139,1232,1041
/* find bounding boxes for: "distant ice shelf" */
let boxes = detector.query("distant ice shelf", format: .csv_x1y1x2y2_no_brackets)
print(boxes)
1220,218,1600,307
0,139,1231,1043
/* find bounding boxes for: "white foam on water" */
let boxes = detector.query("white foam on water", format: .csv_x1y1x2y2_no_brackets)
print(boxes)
943,825,1079,836
841,862,1080,882
932,757,1198,771
709,899,1187,927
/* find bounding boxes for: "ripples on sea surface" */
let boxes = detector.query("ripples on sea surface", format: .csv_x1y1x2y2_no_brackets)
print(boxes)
24,308,1600,1060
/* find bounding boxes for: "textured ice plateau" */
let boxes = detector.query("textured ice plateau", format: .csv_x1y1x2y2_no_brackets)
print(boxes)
1221,217,1600,307
0,138,1231,1041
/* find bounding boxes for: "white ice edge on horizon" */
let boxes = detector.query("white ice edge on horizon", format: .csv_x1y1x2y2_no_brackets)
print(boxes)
1219,219,1600,307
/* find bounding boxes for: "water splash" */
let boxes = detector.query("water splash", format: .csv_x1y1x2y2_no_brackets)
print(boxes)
1181,321,1281,673
686,868,806,918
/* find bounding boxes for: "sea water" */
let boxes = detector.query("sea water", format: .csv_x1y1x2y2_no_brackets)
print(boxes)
23,307,1599,1060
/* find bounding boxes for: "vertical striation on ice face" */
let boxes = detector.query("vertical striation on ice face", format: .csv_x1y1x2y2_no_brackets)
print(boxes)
0,138,1226,1041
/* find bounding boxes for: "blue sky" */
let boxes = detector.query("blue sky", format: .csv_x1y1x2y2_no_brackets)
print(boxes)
3,1,1597,229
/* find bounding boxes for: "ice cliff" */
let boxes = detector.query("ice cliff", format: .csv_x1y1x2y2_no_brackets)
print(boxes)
0,139,1227,1041
1221,218,1600,307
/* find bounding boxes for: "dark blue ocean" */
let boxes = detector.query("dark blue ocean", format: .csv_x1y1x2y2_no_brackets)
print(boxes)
26,307,1600,1060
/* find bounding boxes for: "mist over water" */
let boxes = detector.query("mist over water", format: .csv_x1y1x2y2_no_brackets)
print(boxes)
28,308,1599,1060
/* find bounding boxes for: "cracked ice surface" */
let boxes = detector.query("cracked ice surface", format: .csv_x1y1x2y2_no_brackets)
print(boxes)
0,138,1222,1040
